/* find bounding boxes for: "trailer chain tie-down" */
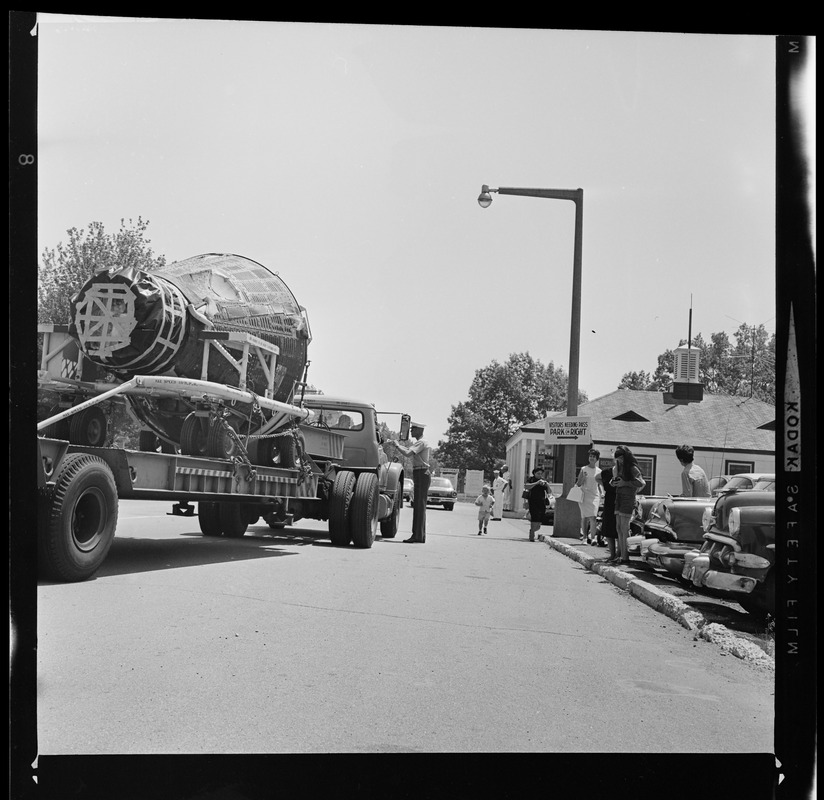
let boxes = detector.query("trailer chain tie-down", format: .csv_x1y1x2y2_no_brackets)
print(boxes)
212,413,257,485
246,419,312,486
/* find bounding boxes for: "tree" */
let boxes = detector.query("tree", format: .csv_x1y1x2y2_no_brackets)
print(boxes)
38,217,166,324
37,218,167,446
624,324,775,405
617,370,655,390
435,352,587,477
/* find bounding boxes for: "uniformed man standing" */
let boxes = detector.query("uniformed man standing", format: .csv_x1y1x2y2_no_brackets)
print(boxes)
392,422,431,543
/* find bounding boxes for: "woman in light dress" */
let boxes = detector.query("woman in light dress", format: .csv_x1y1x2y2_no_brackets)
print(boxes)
575,448,604,545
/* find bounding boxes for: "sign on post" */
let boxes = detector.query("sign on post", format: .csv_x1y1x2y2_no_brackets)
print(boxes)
544,416,591,445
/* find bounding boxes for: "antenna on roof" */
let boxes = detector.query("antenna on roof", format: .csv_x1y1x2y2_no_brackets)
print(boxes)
688,294,693,351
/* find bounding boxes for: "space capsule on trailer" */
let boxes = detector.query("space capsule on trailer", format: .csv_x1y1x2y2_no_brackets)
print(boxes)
67,253,311,451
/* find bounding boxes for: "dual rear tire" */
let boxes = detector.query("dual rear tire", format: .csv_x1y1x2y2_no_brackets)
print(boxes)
329,471,379,549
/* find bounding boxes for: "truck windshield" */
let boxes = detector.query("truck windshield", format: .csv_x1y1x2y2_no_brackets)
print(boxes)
308,408,364,431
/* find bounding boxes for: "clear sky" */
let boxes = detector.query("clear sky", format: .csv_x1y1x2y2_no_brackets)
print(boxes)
36,18,783,443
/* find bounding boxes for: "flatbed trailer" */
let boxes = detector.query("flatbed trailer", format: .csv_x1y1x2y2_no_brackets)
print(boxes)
36,379,403,583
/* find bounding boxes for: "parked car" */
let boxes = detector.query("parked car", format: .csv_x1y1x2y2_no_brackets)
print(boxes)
639,496,717,576
751,477,776,492
681,489,776,619
403,478,414,506
713,473,775,496
427,476,457,510
709,475,732,495
598,494,668,552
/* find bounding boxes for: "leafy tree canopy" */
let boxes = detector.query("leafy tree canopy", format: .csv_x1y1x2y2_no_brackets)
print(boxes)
38,217,166,324
37,218,167,447
618,323,775,405
435,352,587,477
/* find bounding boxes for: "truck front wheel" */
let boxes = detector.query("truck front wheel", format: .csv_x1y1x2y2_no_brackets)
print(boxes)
379,482,402,539
350,473,379,549
329,470,356,546
38,454,118,582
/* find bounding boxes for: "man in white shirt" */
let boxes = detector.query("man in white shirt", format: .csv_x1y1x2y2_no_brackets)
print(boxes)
675,444,711,497
392,422,431,543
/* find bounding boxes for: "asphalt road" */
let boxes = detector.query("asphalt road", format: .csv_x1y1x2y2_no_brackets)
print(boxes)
36,498,774,754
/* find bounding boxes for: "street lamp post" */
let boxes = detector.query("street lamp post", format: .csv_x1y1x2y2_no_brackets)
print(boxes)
478,184,584,537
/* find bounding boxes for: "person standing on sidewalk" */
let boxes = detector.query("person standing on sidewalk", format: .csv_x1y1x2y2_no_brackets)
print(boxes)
392,422,431,543
491,466,511,521
575,449,603,545
600,463,619,562
675,444,711,497
524,466,550,542
474,485,495,535
610,445,646,564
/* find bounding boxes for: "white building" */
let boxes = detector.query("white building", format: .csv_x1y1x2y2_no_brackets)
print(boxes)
506,389,775,504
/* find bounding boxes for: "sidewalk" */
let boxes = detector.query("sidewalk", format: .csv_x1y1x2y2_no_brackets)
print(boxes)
495,513,774,669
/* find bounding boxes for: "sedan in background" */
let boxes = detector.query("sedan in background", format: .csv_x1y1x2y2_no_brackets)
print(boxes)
403,478,414,506
712,473,774,496
427,477,457,511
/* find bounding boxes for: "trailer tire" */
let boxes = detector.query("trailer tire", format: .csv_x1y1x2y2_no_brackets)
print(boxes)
350,473,379,549
207,419,240,460
329,470,356,546
38,454,118,582
198,502,223,536
181,414,209,456
379,481,402,539
243,505,261,526
69,406,108,447
219,503,248,538
138,430,159,451
42,406,71,440
255,434,297,468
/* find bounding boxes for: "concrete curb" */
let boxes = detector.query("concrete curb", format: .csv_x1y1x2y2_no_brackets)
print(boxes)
538,533,774,669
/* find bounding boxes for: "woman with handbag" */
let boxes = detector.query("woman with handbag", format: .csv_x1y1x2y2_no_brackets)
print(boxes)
610,445,646,564
524,467,550,542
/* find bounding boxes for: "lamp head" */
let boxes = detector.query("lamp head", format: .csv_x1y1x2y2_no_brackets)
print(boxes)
477,184,493,208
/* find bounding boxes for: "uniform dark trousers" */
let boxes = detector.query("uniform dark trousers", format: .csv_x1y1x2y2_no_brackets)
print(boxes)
411,469,431,542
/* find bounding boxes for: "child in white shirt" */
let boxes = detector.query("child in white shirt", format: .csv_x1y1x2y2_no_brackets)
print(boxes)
474,485,495,535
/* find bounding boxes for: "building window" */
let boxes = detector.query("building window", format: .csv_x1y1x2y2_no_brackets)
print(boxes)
725,460,754,475
635,455,656,495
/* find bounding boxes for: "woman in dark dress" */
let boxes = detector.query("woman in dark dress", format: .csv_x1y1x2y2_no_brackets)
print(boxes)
600,464,618,561
525,467,550,542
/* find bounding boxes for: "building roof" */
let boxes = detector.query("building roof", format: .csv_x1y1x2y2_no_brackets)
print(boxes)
522,389,775,453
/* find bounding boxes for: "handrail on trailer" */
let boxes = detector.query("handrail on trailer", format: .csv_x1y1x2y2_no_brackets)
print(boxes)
36,374,315,432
